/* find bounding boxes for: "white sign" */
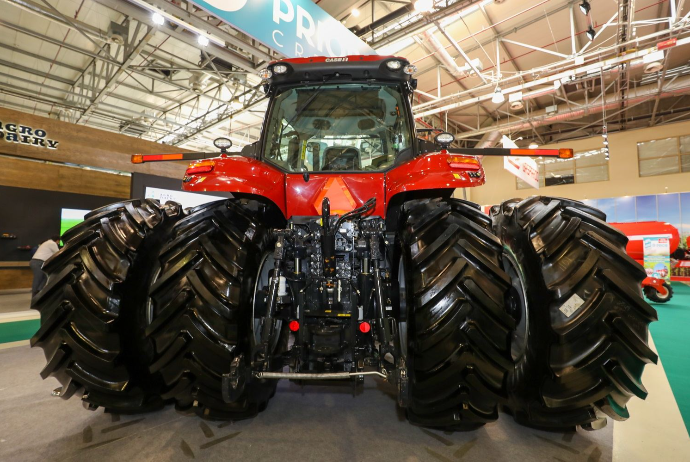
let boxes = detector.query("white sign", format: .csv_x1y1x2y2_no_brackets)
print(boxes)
145,187,226,209
504,156,540,189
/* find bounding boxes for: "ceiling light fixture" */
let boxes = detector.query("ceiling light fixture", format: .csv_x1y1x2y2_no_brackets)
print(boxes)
197,35,210,47
351,8,360,17
579,1,591,16
529,142,539,149
414,0,435,13
586,26,596,41
491,87,505,104
152,12,164,26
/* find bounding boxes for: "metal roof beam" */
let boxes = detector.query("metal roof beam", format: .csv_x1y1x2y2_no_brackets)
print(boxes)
92,0,258,73
0,17,228,104
0,42,84,73
77,25,157,122
133,0,274,62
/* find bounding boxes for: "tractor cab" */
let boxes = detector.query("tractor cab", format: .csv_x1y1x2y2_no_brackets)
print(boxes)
249,56,419,173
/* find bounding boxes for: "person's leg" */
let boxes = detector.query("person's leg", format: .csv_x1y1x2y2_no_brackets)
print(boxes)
30,259,46,298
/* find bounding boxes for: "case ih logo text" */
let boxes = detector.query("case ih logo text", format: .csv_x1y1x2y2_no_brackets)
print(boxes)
325,58,348,62
0,121,58,149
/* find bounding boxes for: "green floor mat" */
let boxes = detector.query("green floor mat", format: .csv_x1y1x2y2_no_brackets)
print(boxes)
649,282,690,435
0,319,39,344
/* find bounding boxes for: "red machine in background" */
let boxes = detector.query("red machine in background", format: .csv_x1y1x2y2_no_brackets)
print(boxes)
610,221,681,303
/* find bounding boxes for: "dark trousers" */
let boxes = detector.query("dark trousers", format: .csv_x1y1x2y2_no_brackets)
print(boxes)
30,259,46,298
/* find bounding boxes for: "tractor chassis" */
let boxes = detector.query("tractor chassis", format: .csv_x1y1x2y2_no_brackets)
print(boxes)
222,197,410,407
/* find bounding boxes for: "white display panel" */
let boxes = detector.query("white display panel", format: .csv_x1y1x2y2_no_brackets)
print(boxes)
144,187,226,209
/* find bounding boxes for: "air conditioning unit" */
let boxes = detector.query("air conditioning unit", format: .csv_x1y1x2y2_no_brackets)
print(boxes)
108,22,127,45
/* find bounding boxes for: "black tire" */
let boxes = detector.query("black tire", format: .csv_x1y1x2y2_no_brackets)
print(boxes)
644,282,674,303
398,198,514,429
31,199,182,412
145,199,286,420
492,196,658,430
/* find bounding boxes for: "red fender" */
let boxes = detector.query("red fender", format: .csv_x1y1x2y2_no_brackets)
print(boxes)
183,155,287,216
385,152,484,208
183,152,485,220
642,277,669,296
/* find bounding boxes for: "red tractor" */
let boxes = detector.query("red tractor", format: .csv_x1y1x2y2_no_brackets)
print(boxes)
610,221,680,303
32,56,657,431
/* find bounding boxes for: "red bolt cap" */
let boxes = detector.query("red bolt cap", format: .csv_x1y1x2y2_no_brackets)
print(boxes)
289,320,300,332
359,321,371,333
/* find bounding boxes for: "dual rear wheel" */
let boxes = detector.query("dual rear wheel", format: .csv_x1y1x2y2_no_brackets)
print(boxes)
33,196,656,429
398,196,657,430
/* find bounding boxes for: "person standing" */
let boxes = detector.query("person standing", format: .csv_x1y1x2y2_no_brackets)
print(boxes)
30,235,61,298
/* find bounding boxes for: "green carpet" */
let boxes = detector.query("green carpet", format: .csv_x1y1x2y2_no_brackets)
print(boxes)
0,319,39,344
649,282,690,435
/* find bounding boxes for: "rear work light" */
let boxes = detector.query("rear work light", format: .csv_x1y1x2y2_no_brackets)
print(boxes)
447,156,481,170
185,160,215,175
386,60,403,71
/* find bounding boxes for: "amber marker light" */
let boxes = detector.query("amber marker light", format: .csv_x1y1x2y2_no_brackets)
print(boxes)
559,148,574,158
131,153,185,163
185,160,215,175
447,156,481,170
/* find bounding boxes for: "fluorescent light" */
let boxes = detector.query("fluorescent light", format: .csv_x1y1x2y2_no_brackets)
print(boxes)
351,8,360,17
152,12,164,26
491,87,505,104
197,35,210,47
414,0,435,13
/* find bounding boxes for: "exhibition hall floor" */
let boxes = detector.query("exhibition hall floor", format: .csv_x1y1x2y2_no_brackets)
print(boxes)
0,286,688,461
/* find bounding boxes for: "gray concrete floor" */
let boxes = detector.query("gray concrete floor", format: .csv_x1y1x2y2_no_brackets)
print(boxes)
0,345,613,462
0,291,31,314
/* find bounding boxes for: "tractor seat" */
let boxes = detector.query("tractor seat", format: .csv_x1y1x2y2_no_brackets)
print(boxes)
322,146,361,171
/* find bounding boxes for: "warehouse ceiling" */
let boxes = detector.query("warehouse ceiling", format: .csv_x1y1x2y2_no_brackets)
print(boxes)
1,0,689,151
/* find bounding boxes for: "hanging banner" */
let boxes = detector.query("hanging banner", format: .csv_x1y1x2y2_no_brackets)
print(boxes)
504,155,539,189
190,0,377,58
643,235,672,282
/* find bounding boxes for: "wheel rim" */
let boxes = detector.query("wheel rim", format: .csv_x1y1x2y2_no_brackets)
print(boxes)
398,256,409,360
251,252,282,354
504,255,529,362
656,285,671,300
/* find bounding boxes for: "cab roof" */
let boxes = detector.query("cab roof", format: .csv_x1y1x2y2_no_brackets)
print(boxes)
263,55,415,89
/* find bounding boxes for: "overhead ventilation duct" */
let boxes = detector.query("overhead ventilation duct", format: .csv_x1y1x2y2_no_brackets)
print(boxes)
107,21,127,45
189,72,210,94
119,120,148,137
645,62,664,74
456,76,690,140
422,30,481,79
